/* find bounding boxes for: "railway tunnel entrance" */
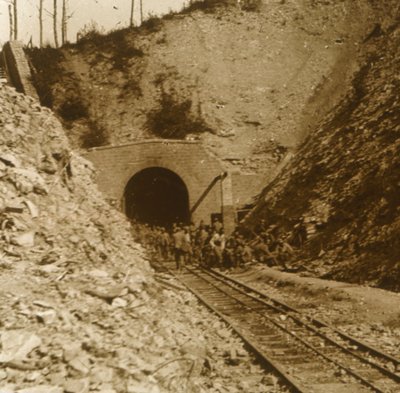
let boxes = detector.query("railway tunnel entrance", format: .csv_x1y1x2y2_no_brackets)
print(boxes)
124,167,190,227
84,140,261,234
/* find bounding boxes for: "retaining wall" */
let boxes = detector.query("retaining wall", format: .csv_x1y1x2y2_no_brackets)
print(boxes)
2,41,39,100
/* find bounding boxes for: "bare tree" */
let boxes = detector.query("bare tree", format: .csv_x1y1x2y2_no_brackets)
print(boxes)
61,0,68,45
53,0,59,47
13,0,18,40
8,4,13,41
39,0,44,47
4,0,18,41
140,0,143,24
130,0,135,27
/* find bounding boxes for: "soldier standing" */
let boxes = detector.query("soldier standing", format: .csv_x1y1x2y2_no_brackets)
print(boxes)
172,226,185,272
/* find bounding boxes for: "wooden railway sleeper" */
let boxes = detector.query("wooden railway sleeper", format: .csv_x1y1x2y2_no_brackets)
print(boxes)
177,266,397,392
180,272,307,392
194,268,397,392
211,268,400,369
204,284,372,390
203,268,400,387
195,266,384,393
287,314,400,384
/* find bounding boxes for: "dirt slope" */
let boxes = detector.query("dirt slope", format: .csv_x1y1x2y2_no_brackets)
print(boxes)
245,14,400,291
28,0,393,173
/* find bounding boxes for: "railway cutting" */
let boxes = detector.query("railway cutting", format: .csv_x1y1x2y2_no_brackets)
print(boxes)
0,0,399,392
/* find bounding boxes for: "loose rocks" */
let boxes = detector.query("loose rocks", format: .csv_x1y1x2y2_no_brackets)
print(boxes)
0,85,285,392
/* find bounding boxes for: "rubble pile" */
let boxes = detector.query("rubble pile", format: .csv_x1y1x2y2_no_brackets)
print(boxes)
246,19,400,291
0,85,280,393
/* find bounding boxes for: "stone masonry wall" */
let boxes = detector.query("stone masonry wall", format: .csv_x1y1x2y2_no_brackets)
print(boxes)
2,41,39,100
84,140,225,225
85,140,266,231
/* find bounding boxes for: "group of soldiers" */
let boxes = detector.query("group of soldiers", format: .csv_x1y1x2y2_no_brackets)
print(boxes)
131,218,295,272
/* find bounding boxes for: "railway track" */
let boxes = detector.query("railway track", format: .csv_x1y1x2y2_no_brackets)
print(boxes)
160,261,400,393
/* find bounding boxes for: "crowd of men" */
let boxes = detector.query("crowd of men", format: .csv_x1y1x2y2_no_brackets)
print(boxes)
131,218,296,272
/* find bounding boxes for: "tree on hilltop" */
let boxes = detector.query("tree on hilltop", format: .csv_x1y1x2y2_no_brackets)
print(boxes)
61,0,73,45
13,0,17,40
53,0,59,47
130,0,135,27
38,0,43,47
3,0,18,40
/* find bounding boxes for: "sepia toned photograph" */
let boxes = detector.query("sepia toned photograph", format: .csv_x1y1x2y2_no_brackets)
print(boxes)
0,0,399,392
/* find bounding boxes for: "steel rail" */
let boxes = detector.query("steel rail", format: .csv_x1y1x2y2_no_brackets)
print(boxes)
165,266,306,392
162,261,400,392
187,267,395,393
208,268,400,370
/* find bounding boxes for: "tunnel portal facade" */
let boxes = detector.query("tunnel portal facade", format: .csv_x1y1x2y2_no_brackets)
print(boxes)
84,140,238,231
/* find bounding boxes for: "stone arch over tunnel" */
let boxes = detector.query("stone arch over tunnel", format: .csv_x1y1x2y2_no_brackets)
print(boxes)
84,140,261,235
124,167,190,227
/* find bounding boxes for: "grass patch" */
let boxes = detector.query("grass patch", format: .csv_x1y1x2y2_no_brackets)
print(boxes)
74,20,107,47
59,97,88,121
26,47,65,108
74,24,144,71
141,15,164,33
241,0,263,12
182,0,235,14
111,44,144,71
146,89,211,139
120,78,143,97
81,119,109,149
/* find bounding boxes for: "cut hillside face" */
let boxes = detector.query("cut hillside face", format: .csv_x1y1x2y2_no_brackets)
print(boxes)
0,85,284,392
245,17,400,291
27,0,394,174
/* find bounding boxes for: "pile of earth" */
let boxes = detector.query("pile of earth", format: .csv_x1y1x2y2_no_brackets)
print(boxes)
27,0,395,173
245,13,400,292
0,85,283,393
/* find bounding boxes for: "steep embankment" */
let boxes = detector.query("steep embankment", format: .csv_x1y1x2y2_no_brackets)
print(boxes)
0,85,281,392
28,0,390,173
246,14,400,291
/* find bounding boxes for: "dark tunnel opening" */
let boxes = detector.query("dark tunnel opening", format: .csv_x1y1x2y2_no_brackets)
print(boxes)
124,167,190,227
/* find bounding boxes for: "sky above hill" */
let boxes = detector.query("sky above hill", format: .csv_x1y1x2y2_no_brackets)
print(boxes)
0,0,189,46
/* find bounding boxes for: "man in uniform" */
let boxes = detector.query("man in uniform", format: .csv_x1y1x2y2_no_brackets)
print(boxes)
160,228,171,260
172,226,185,272
209,228,226,268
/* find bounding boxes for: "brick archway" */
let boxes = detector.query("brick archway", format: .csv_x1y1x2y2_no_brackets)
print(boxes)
84,139,263,233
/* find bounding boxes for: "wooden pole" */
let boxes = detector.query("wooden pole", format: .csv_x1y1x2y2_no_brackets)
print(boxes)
140,0,143,24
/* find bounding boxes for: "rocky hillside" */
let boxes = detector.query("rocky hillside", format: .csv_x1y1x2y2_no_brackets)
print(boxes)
27,0,394,173
0,85,282,392
246,13,400,291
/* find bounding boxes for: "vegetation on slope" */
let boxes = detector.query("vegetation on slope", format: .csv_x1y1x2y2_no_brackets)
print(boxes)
246,17,400,291
26,0,388,175
145,85,211,138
